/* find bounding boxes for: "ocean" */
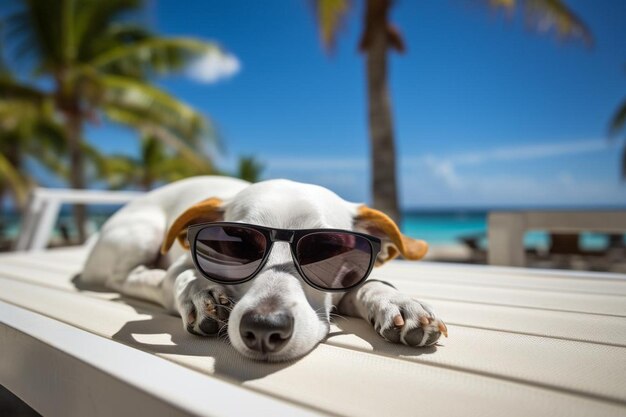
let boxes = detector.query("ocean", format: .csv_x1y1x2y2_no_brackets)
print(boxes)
402,210,612,250
0,207,613,250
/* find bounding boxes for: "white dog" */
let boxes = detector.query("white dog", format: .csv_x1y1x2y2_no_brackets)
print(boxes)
82,176,447,362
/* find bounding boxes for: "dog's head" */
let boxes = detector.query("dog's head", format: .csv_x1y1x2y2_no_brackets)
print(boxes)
162,179,427,361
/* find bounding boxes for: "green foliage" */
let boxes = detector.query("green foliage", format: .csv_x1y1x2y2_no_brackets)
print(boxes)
609,99,626,137
0,63,67,207
102,136,214,190
487,0,592,46
237,156,264,183
313,0,352,51
313,0,591,52
0,151,28,207
0,0,223,211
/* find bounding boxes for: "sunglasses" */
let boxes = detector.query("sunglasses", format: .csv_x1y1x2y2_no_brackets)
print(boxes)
187,222,382,292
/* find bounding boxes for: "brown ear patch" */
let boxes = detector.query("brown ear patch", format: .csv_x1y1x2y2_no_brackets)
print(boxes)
161,197,223,254
356,205,428,263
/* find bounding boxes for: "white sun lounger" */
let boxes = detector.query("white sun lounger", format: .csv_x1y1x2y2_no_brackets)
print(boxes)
1,245,626,416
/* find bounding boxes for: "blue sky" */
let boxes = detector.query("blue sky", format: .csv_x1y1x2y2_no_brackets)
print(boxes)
85,0,626,208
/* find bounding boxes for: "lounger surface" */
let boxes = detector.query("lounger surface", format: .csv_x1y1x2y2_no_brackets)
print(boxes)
1,247,626,416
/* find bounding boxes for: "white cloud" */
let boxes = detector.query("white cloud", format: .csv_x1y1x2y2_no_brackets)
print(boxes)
240,138,622,206
406,139,611,189
187,52,241,83
264,139,611,174
449,139,609,165
421,156,461,188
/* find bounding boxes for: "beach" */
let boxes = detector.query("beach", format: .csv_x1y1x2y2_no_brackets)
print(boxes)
1,208,617,256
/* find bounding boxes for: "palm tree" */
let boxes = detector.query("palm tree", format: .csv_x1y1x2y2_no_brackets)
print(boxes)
237,156,264,183
312,0,592,223
2,0,221,241
0,72,67,212
609,88,626,179
0,93,70,248
102,135,215,191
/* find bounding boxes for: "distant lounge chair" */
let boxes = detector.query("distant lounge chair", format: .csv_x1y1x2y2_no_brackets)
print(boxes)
488,210,626,268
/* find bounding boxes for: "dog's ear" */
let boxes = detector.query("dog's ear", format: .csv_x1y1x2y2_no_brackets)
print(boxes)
161,197,224,254
354,205,428,265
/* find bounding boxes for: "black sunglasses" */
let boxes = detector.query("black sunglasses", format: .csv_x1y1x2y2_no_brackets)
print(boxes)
187,222,382,292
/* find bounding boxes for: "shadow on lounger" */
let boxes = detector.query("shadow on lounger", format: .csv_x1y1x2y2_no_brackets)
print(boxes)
72,273,438,383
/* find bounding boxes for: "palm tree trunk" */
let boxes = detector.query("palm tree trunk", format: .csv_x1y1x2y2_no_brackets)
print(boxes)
0,186,7,247
65,110,87,243
57,69,88,244
363,0,401,224
5,137,25,212
1,138,24,248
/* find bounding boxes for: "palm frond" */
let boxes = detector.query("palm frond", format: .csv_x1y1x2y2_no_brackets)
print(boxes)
89,37,219,77
86,24,153,61
622,147,626,181
0,151,28,207
96,153,139,190
102,105,214,172
5,1,66,71
93,73,211,142
486,0,593,46
28,122,70,178
0,77,47,102
312,0,352,51
609,98,626,137
74,0,143,60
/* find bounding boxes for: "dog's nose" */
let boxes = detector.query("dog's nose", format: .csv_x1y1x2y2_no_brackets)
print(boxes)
239,309,294,353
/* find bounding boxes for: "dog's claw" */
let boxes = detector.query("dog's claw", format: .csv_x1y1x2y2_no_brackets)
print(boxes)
367,296,445,348
393,314,405,328
187,310,196,325
438,321,448,337
182,285,232,337
205,303,216,316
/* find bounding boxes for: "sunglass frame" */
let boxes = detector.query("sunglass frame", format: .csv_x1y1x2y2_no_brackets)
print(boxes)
187,221,382,292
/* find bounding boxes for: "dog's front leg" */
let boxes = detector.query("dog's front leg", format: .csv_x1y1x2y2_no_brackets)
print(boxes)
337,280,447,347
164,256,234,337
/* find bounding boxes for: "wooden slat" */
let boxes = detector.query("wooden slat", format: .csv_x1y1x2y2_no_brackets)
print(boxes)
390,280,626,316
0,247,88,267
2,255,85,274
0,263,97,294
325,319,626,403
375,263,626,296
416,299,626,347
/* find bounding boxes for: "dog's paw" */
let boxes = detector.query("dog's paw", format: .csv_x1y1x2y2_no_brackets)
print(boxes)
180,286,232,336
368,296,447,347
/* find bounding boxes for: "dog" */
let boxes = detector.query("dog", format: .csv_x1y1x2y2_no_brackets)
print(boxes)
81,176,447,362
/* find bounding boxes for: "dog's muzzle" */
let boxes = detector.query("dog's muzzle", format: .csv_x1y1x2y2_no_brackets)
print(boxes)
239,309,294,353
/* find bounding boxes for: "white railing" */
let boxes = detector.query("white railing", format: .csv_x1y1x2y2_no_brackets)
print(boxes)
14,188,143,252
487,211,626,266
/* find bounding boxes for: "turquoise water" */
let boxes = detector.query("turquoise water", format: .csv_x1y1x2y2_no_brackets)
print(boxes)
0,208,616,250
402,211,611,250
0,207,118,241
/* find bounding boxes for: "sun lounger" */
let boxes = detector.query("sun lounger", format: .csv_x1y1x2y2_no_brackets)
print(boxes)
488,211,626,267
1,246,625,416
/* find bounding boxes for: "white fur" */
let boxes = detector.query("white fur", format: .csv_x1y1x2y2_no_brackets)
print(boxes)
82,176,445,361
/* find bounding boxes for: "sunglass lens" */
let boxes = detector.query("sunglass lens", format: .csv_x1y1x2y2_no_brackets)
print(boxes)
194,225,267,283
296,232,372,290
